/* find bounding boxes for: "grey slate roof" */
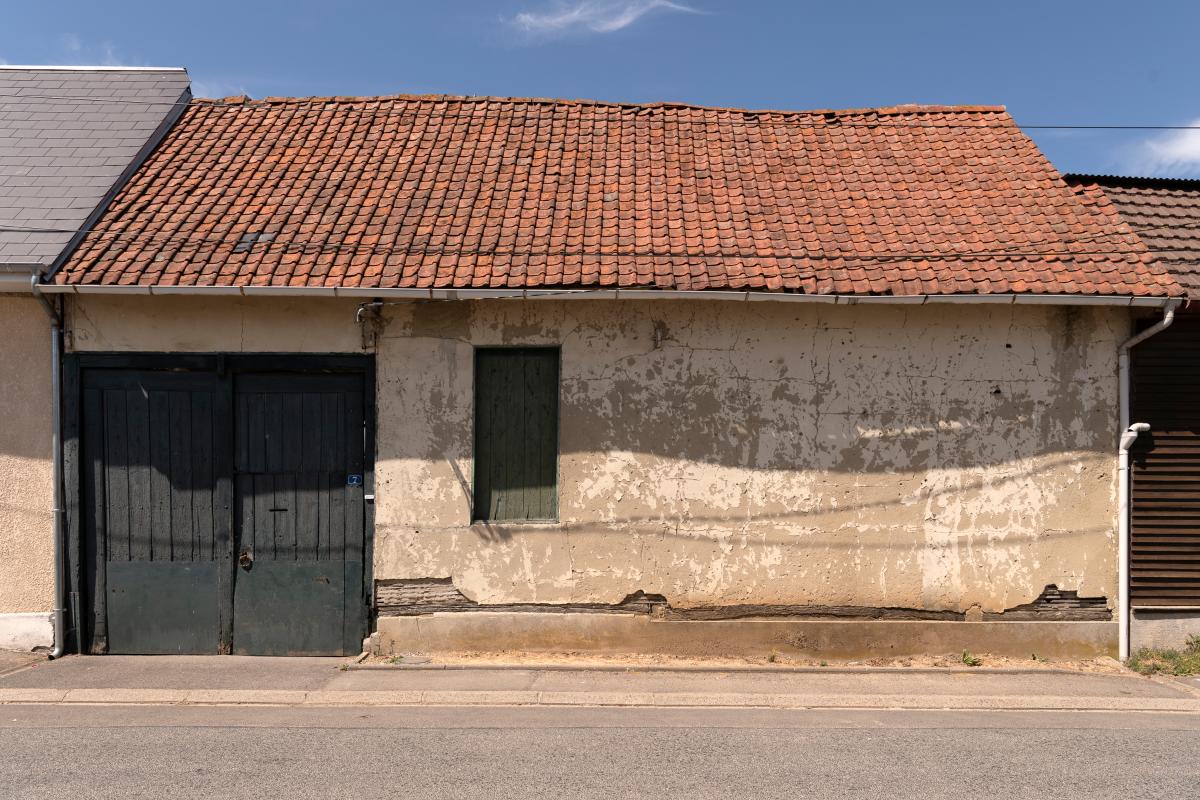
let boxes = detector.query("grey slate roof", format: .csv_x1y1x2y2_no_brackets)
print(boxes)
0,66,190,272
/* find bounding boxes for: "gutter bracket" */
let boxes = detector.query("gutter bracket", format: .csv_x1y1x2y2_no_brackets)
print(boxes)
29,274,61,327
356,299,385,351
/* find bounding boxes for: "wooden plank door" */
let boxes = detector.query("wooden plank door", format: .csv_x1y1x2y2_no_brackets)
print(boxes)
232,373,367,655
473,348,559,521
82,370,231,654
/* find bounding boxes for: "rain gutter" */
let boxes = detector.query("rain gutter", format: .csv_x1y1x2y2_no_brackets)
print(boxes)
32,284,1177,307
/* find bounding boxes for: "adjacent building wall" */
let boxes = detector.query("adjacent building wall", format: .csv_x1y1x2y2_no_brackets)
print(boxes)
68,295,1126,617
1131,609,1200,651
0,295,54,649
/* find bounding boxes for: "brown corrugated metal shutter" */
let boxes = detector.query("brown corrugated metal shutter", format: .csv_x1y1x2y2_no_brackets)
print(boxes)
1131,316,1200,606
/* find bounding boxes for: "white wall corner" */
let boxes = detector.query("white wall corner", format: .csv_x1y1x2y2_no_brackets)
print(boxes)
0,612,53,651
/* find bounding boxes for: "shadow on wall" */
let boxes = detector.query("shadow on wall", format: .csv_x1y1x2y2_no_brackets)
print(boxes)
16,300,1121,550
465,449,1111,547
383,299,1117,475
550,357,1111,476
0,296,52,461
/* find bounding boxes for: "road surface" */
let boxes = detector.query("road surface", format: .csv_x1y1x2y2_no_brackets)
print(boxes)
2,704,1198,799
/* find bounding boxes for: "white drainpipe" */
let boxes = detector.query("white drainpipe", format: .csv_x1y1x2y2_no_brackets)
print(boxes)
1117,300,1180,660
29,275,67,658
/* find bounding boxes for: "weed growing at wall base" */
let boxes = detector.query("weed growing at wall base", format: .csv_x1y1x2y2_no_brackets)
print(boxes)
1128,635,1200,676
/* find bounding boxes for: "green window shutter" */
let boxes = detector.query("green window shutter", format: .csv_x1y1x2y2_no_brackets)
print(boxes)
473,348,559,521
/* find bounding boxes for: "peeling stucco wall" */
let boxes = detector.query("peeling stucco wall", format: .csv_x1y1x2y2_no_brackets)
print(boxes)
0,295,54,614
373,300,1124,614
68,295,1127,615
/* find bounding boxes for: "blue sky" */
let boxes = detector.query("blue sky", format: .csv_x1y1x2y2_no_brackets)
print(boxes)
3,0,1200,177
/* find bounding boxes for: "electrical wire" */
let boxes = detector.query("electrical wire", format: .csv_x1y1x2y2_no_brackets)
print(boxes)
2,213,1196,266
1,91,1199,130
0,227,1162,263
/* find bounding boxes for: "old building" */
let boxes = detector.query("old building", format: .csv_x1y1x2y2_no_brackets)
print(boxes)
2,93,1185,658
0,66,190,650
1068,174,1200,652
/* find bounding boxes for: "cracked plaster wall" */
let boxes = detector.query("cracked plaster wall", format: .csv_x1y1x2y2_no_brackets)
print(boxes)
375,299,1125,613
66,295,1127,613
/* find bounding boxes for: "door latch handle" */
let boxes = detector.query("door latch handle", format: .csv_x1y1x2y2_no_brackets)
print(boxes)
238,548,254,568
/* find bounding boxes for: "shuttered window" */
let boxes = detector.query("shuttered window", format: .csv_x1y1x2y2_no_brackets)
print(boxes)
473,348,559,522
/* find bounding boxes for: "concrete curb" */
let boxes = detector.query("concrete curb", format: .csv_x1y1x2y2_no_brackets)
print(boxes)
2,687,1198,712
349,663,1100,677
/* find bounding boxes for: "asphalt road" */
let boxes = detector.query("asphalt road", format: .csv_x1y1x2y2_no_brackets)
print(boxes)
2,705,1198,799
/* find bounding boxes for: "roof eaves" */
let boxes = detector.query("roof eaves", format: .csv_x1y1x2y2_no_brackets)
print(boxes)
38,283,1180,307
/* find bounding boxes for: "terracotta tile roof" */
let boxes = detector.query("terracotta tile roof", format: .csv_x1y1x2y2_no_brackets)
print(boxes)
54,95,1181,296
1066,174,1200,293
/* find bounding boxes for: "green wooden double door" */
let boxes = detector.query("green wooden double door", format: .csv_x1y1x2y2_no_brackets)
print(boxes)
80,361,370,656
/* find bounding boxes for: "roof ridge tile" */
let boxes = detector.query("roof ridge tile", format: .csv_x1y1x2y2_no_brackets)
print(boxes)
189,93,1007,119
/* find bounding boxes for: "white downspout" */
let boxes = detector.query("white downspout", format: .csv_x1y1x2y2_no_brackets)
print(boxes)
1117,300,1180,660
1118,422,1149,662
29,275,67,658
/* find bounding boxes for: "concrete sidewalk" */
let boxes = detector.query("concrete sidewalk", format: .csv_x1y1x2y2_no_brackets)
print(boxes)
2,655,1198,712
0,651,42,677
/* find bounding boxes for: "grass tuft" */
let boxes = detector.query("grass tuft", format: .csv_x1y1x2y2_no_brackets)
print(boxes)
960,651,983,667
1128,635,1200,676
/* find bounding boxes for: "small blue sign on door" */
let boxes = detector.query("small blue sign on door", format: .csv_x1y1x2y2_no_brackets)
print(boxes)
346,474,363,487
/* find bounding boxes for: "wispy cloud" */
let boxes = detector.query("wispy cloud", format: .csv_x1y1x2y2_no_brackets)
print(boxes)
510,0,701,38
190,79,249,100
1127,119,1200,176
58,33,130,66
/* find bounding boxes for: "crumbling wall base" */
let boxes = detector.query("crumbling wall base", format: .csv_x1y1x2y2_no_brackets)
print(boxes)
375,612,1117,660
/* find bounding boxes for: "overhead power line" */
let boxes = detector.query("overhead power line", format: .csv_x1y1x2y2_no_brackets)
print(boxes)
4,210,1197,265
0,91,1198,130
0,226,1171,265
6,222,1187,288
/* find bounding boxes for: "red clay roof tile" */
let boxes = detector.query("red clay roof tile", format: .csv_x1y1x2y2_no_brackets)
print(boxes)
1066,174,1200,294
54,96,1182,296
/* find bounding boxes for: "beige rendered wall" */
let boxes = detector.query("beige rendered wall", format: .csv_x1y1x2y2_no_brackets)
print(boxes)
0,295,54,615
70,295,1127,614
68,294,363,353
